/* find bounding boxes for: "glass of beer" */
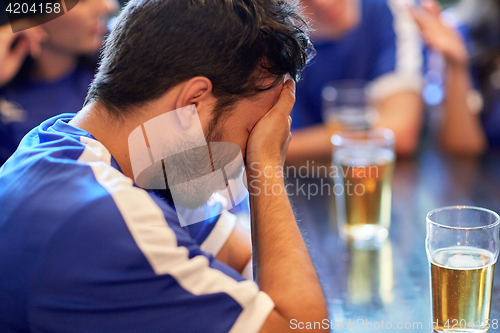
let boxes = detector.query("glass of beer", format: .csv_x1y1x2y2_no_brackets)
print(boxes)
322,80,379,135
332,128,395,244
426,206,500,333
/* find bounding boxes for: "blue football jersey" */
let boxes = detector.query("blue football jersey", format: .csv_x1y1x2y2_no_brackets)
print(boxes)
0,114,273,333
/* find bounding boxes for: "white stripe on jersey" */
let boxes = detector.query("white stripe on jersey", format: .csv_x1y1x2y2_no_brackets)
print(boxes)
77,136,274,333
199,210,237,256
370,0,424,100
176,192,237,256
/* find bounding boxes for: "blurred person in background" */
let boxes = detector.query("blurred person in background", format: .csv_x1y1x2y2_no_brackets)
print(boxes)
287,0,424,164
411,0,500,154
0,0,118,164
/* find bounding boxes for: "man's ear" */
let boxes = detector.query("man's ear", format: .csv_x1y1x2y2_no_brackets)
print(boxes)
174,77,216,129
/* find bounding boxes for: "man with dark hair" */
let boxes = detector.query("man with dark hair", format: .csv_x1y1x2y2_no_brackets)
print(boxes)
0,0,328,332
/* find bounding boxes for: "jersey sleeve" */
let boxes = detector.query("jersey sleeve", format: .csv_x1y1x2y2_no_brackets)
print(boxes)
28,167,273,333
368,0,423,100
176,193,237,256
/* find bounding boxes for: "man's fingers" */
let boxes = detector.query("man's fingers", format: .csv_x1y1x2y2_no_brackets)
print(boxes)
410,6,443,41
283,131,292,155
284,78,295,93
409,7,430,31
286,132,292,146
273,79,296,117
422,0,442,18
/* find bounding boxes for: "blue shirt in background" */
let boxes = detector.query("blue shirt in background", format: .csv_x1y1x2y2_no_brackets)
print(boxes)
0,64,94,164
292,0,423,129
457,23,500,147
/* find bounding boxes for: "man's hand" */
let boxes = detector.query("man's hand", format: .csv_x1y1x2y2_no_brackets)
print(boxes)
410,0,468,68
0,23,47,87
411,0,486,154
243,80,328,332
246,79,295,168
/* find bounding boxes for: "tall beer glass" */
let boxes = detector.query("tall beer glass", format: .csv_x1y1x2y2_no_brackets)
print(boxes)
322,80,378,134
426,206,500,332
332,128,395,244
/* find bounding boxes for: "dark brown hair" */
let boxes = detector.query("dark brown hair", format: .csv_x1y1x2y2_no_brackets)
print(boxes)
85,0,314,117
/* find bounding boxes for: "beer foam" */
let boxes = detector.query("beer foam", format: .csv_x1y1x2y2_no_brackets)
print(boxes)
447,254,483,269
334,147,394,167
432,246,496,269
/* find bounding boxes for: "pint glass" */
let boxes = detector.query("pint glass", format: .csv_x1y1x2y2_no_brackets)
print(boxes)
332,128,395,243
322,80,378,134
426,206,500,332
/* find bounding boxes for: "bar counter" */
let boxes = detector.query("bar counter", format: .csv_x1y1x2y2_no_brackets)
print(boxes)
287,146,500,332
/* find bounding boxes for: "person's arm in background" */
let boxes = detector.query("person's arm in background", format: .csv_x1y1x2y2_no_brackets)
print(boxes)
285,125,332,166
248,80,329,332
410,0,487,155
370,0,423,156
285,92,422,163
285,90,422,164
286,0,423,164
376,90,422,155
